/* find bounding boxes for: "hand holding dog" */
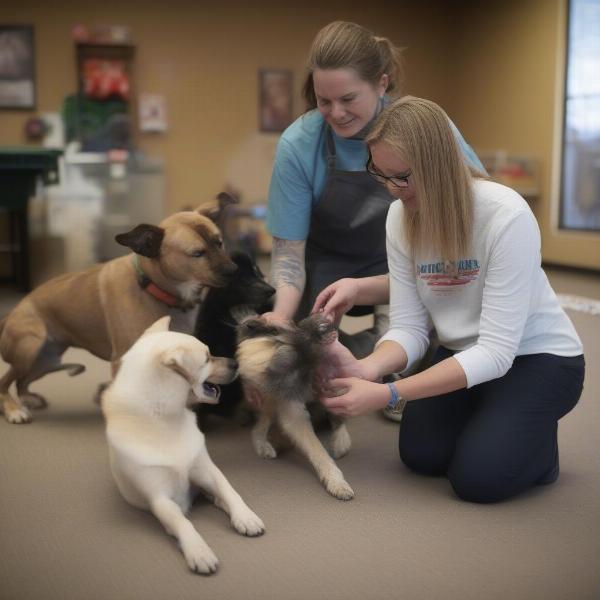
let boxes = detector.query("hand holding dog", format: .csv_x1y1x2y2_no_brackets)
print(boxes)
318,339,385,418
312,278,360,324
321,377,389,418
319,338,366,380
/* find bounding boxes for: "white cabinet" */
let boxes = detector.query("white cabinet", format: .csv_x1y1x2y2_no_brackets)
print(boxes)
38,152,165,279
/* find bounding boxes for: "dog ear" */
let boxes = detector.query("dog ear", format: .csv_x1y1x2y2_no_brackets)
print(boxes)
160,346,194,384
142,316,171,337
115,224,164,257
195,192,239,223
160,345,218,403
299,314,337,344
216,191,239,208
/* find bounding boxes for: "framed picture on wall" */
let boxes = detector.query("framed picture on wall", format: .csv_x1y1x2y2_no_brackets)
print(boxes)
259,68,293,132
0,25,35,109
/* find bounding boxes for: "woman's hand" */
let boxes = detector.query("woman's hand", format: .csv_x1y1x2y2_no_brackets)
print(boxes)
320,377,389,418
311,278,360,323
319,339,374,380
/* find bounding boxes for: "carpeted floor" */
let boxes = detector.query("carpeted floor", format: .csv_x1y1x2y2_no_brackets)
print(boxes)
1,267,599,600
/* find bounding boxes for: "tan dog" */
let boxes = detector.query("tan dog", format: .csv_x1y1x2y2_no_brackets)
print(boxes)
0,197,237,424
102,317,264,575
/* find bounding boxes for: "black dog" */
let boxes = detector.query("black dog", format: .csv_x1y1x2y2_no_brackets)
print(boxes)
193,251,274,426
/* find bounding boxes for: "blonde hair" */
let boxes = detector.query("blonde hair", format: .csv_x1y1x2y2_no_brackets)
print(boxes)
302,21,404,109
366,96,474,263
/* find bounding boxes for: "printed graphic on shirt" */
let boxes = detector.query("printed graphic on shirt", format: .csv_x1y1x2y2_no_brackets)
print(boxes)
417,259,480,294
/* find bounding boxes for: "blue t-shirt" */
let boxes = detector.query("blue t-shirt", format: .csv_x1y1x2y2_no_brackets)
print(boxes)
267,108,484,241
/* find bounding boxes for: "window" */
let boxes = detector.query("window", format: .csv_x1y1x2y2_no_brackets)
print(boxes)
560,0,600,231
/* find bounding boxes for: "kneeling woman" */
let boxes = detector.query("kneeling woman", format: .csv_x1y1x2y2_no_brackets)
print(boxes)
315,96,585,504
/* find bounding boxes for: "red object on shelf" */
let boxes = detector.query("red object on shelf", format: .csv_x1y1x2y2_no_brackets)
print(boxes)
82,58,130,101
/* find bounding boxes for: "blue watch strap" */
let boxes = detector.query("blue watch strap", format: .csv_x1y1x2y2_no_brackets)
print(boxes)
386,382,399,409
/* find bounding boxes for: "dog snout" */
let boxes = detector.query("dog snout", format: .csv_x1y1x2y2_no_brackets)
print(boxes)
257,279,275,299
225,358,238,379
210,257,238,286
208,356,238,384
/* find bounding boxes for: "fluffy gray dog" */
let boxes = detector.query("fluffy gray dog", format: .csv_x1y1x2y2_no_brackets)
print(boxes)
235,312,354,500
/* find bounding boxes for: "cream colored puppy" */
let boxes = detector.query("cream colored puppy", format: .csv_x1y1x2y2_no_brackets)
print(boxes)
102,317,265,575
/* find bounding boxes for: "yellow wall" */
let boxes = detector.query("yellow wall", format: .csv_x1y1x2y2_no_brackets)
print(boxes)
446,0,600,270
0,0,452,208
1,0,599,270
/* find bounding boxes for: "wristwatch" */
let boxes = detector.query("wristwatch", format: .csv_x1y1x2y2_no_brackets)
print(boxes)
386,382,407,416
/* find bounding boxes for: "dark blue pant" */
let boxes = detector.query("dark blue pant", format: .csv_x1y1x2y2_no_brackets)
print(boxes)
399,347,585,503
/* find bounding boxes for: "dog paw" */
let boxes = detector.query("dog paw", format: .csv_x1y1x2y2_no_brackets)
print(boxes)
231,509,265,537
181,538,219,575
325,478,355,501
21,393,48,410
5,405,32,424
330,427,352,459
253,440,278,459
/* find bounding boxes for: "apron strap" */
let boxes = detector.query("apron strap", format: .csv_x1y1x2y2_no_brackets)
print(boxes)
325,126,337,172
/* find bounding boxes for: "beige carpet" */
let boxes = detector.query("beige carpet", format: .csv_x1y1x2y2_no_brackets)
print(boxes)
1,268,599,600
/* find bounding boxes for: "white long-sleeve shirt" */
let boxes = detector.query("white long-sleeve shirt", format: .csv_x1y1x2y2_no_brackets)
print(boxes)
379,179,583,388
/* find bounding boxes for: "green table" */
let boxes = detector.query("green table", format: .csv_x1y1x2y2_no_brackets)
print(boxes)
0,147,62,291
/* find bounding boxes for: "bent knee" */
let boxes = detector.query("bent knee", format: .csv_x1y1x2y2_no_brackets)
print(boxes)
448,462,518,504
399,441,450,476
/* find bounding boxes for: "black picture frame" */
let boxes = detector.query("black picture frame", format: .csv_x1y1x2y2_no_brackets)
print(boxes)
259,68,293,133
0,25,36,110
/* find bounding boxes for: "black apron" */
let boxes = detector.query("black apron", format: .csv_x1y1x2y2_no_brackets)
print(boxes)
299,126,395,317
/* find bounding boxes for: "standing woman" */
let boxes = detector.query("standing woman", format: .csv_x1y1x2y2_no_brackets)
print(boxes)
317,96,585,503
265,21,483,358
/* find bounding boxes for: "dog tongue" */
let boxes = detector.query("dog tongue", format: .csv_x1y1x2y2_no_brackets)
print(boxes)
203,382,221,404
190,380,220,404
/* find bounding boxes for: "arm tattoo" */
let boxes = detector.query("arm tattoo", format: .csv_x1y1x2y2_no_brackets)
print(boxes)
270,237,306,293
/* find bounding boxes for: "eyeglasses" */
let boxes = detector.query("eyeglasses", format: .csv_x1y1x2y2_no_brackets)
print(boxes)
366,152,412,188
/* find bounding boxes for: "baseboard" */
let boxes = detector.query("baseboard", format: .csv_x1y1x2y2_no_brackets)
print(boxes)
543,261,600,277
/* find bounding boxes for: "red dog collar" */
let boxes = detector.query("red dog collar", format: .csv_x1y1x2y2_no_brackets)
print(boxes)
132,255,184,309
144,282,181,307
